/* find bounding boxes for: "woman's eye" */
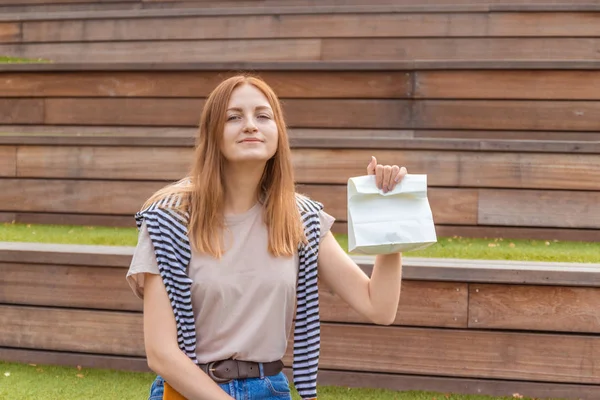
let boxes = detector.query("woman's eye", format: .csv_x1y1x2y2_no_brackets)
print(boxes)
258,114,271,119
227,115,240,121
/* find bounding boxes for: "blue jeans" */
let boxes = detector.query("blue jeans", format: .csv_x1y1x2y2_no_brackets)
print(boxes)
148,372,292,400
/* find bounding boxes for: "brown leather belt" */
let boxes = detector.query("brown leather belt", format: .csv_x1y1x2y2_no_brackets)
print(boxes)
199,359,284,384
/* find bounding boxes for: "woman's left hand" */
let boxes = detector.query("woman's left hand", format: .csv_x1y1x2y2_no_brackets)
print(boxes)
367,156,407,193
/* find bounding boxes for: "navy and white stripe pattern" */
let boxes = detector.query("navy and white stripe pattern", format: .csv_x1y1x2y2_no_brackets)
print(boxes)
135,194,323,400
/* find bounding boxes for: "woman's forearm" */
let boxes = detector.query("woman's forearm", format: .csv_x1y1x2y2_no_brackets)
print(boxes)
367,253,403,325
148,349,233,400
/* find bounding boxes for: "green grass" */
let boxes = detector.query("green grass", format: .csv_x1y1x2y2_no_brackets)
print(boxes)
0,361,551,400
0,56,49,63
1,222,599,263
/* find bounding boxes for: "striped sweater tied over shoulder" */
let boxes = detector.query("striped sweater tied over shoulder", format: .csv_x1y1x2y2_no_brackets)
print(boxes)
135,193,324,400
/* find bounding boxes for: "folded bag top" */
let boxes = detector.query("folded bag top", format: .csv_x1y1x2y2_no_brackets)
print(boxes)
347,174,438,255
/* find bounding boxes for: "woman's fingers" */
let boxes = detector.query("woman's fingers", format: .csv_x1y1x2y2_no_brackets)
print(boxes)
382,165,393,192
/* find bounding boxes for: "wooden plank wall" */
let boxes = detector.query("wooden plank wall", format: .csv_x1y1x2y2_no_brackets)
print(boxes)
1,0,598,13
2,6,600,62
1,243,599,399
0,66,599,241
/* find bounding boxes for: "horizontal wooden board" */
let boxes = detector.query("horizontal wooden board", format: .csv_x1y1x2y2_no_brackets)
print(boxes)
0,39,321,63
4,97,600,132
469,284,600,333
0,263,141,311
28,97,600,131
17,146,191,181
3,347,600,399
479,189,600,229
4,124,600,146
299,184,478,225
320,281,468,328
0,305,144,356
294,324,600,384
17,12,600,43
0,22,19,43
0,261,466,328
0,99,44,124
2,241,600,287
315,369,600,400
41,98,410,128
0,71,410,98
415,129,600,141
0,347,149,373
414,100,600,131
0,241,134,268
0,145,16,177
0,179,476,225
0,179,164,214
415,70,600,100
292,148,600,190
321,38,600,61
4,305,600,383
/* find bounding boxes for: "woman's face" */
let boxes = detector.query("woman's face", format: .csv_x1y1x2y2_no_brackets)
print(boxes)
221,84,279,164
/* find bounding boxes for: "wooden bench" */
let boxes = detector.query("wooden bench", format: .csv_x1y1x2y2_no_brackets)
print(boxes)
1,241,599,399
2,4,600,62
0,62,599,241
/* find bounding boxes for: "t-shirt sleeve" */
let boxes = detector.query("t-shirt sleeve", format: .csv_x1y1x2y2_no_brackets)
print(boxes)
319,209,336,240
126,221,160,300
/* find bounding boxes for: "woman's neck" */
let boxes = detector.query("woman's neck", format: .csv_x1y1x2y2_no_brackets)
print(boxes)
222,161,266,215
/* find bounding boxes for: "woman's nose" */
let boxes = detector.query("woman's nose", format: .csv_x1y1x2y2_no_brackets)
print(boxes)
243,118,258,132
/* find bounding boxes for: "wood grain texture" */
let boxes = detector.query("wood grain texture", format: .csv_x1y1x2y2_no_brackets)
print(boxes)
415,70,600,100
0,305,144,356
314,369,600,400
42,98,410,128
479,189,600,229
414,100,600,131
0,39,321,62
469,284,600,333
315,324,600,384
0,22,19,43
0,263,141,311
18,12,600,42
44,98,204,126
3,307,600,383
19,14,488,41
0,261,466,328
0,71,409,98
415,129,600,141
322,38,600,61
0,145,16,177
298,184,478,225
0,348,149,373
293,148,600,190
0,99,44,124
2,348,599,399
0,179,163,214
17,146,191,180
29,97,600,132
320,281,468,328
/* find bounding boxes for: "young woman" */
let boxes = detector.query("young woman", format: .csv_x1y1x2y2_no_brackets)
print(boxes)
126,75,407,400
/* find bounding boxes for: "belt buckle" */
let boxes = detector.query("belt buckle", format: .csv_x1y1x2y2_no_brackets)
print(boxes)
207,360,233,384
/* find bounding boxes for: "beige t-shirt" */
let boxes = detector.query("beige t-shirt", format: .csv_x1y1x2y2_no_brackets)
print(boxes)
127,202,335,364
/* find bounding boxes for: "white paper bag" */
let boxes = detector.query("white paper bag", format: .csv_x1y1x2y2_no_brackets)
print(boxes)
347,174,437,255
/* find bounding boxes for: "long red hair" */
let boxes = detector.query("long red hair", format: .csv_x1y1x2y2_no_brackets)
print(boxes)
143,75,305,258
